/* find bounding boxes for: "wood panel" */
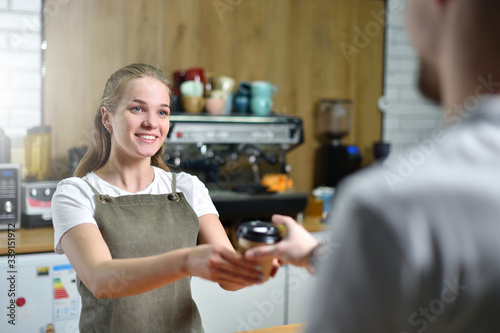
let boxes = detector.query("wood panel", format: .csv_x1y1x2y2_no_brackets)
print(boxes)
287,0,350,192
126,0,165,68
199,0,236,78
267,0,296,115
354,0,385,164
44,0,386,194
234,0,270,82
43,0,86,178
163,0,203,71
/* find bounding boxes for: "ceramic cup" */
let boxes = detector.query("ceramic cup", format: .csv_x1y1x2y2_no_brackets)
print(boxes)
172,70,186,96
223,93,234,115
182,96,205,113
234,95,249,114
250,81,278,98
184,67,205,85
210,89,227,100
205,96,226,116
236,221,282,281
180,80,204,97
250,96,273,116
216,75,236,94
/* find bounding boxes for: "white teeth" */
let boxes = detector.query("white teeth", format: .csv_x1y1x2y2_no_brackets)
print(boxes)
138,135,155,140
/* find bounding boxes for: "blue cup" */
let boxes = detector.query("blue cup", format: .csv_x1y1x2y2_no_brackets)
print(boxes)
250,96,273,116
234,95,249,114
250,81,278,98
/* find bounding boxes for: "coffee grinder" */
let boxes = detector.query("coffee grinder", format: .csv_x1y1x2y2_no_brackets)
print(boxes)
314,99,362,187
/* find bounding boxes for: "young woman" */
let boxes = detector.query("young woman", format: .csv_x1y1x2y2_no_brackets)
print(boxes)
51,63,264,332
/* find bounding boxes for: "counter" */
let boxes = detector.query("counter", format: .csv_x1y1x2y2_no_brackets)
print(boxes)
0,217,325,255
237,323,303,332
0,227,54,255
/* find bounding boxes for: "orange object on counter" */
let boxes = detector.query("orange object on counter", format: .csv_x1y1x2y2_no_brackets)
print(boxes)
261,173,293,192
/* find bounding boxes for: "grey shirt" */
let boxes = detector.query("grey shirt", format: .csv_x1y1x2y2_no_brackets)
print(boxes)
305,96,500,333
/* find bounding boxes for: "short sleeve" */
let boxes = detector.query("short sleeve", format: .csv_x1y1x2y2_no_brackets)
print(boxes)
189,174,219,217
51,178,98,254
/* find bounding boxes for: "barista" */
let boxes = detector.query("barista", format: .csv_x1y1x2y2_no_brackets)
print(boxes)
51,63,265,332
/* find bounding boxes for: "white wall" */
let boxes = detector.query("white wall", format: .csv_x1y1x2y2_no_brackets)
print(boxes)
0,0,42,165
382,0,443,157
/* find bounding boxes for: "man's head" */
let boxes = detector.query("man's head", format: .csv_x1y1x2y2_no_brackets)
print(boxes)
406,0,500,107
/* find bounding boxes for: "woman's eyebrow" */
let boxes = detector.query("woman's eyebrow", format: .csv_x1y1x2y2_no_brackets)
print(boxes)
131,99,170,108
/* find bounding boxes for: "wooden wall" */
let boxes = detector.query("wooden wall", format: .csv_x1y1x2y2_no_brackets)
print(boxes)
44,0,385,193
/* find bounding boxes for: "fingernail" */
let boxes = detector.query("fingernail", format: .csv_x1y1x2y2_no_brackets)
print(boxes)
258,274,267,281
254,265,262,271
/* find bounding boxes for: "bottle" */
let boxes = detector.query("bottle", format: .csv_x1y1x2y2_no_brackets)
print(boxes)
0,128,11,163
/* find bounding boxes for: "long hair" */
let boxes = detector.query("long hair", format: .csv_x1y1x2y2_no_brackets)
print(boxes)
74,63,171,178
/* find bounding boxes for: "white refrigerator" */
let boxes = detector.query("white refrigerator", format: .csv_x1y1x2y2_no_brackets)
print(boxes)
0,252,81,333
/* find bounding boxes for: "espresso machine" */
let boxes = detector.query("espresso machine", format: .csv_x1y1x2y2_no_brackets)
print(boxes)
314,99,362,187
164,114,307,222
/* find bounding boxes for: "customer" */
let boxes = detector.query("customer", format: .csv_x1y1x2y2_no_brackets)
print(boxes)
51,63,264,333
247,0,500,332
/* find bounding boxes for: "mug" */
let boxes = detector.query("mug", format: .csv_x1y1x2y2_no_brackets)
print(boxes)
223,93,234,115
236,81,251,96
209,89,227,100
234,95,249,114
172,70,186,96
184,67,205,85
250,96,273,116
216,75,236,93
251,81,278,98
182,96,205,113
205,97,226,116
180,80,204,97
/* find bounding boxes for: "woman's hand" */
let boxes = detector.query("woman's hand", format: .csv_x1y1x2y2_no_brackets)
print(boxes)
185,244,264,289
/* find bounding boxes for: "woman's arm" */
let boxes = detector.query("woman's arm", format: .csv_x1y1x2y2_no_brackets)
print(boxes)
61,222,262,299
197,214,264,291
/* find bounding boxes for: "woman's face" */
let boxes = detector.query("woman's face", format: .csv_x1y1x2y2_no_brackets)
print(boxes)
103,77,171,162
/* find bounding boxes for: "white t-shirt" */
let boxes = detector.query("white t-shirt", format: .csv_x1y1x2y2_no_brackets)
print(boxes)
51,167,218,254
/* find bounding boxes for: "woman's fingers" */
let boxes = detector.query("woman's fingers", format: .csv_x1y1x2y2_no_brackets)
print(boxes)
244,244,280,261
192,245,264,284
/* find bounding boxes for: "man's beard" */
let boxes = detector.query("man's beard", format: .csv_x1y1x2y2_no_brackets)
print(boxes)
418,58,441,104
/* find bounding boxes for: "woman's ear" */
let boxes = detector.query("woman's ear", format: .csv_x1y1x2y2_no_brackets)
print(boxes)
101,107,112,133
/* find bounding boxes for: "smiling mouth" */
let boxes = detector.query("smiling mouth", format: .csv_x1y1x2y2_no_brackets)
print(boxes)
136,134,157,140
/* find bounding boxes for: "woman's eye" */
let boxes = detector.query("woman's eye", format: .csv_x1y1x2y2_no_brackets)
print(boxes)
158,110,169,116
132,106,142,112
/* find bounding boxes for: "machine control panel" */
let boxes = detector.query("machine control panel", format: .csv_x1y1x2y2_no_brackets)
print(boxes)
166,114,304,149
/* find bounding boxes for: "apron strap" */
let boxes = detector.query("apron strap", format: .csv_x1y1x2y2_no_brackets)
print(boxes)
167,172,180,202
172,172,177,193
83,179,101,195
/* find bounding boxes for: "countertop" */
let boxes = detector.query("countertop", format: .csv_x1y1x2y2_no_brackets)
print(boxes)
0,217,326,255
0,227,54,255
237,323,303,333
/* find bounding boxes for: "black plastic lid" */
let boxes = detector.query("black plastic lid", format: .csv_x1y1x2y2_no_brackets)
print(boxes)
236,221,282,244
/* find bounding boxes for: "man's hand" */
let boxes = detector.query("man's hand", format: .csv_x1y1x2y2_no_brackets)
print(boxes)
244,215,319,271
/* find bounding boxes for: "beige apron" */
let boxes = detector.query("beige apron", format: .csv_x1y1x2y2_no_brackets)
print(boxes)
77,173,204,333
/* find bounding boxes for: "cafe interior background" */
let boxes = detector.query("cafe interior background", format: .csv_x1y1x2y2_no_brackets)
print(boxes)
0,0,444,332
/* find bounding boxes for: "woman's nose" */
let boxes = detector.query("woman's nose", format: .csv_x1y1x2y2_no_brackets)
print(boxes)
143,114,158,129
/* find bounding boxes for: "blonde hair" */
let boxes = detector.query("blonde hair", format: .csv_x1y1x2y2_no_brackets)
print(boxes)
74,63,171,177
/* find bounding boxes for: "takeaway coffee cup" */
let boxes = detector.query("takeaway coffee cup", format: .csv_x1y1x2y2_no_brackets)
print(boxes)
236,221,282,280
